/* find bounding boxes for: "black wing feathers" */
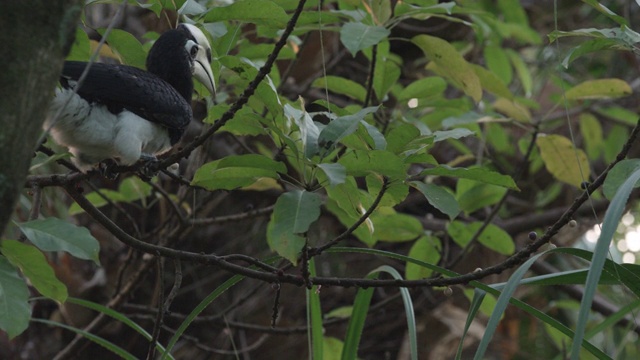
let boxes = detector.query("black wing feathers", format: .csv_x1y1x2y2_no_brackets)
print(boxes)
61,62,192,132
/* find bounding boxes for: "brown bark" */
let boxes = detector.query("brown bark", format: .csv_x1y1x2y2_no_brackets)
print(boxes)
0,1,82,235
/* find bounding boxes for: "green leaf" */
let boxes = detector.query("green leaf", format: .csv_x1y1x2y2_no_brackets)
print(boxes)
338,150,407,179
582,0,628,26
536,134,591,188
0,255,30,339
1,241,67,303
316,163,347,186
565,79,632,100
603,125,629,163
373,56,401,100
472,65,514,100
492,98,531,122
318,107,378,147
561,38,629,68
413,34,482,102
369,0,392,24
506,49,532,97
66,27,91,61
371,210,423,242
602,159,640,200
483,45,512,85
267,191,322,264
397,77,447,101
405,236,441,280
386,124,421,154
340,22,390,57
69,176,152,215
16,218,100,265
420,165,518,190
313,76,367,102
360,121,387,150
432,128,475,142
447,221,514,255
99,29,147,69
323,337,345,360
456,179,508,214
191,154,286,190
204,0,288,27
285,103,320,158
410,181,460,220
579,113,603,159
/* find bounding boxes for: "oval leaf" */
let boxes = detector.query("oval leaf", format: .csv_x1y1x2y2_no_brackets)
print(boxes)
192,154,286,190
420,165,519,190
1,240,68,303
565,79,632,100
0,256,31,339
447,221,514,255
204,0,288,27
340,22,390,57
412,34,482,102
16,218,100,265
410,181,460,220
405,236,442,280
536,134,591,188
267,191,322,264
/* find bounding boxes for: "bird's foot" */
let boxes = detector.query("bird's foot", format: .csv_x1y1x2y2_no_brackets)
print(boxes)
138,154,159,181
98,159,120,180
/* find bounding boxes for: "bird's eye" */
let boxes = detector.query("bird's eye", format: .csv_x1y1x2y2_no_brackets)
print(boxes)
190,46,198,58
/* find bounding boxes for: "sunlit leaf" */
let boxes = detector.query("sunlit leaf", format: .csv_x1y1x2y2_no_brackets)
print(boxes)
579,113,603,159
1,240,67,303
405,236,441,280
536,134,591,188
565,79,632,100
447,221,514,255
413,34,482,102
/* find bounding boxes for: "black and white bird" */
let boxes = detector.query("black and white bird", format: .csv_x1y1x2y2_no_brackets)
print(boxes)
45,23,215,172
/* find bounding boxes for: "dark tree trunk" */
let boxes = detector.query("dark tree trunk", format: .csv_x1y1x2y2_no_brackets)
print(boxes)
0,1,81,235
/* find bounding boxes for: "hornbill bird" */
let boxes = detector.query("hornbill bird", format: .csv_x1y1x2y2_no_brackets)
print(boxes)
45,23,215,173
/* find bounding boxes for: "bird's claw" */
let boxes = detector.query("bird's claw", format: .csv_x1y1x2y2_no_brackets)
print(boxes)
98,159,119,180
138,154,159,181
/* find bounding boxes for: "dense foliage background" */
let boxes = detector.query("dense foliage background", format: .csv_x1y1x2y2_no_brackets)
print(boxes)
3,0,640,359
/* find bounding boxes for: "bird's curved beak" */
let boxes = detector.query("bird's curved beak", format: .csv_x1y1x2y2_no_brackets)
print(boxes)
193,47,215,96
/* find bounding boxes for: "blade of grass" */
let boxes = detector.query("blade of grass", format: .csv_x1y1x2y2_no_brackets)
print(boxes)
328,247,609,359
64,297,174,359
161,274,245,359
340,265,417,360
571,167,640,360
307,258,323,360
456,288,486,359
32,318,137,360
